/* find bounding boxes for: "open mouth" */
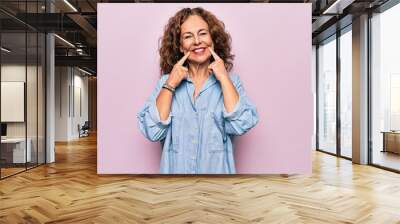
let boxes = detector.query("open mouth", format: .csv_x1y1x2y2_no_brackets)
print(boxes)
192,47,206,54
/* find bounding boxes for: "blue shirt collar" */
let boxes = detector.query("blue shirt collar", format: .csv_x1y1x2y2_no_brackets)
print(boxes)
185,73,218,93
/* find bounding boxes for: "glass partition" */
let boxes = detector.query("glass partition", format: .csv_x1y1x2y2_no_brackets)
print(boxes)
371,3,400,171
0,31,28,177
317,35,337,154
38,31,45,165
0,1,46,179
27,31,38,170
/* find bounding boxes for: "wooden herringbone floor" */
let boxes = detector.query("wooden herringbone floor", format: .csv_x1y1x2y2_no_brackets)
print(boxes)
1,134,400,224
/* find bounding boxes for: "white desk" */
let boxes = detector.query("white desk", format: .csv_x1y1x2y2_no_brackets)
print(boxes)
1,138,32,163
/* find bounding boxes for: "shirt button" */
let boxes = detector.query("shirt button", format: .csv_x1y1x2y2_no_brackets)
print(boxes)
192,140,197,144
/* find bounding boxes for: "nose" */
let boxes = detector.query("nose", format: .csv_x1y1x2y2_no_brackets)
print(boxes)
194,35,200,45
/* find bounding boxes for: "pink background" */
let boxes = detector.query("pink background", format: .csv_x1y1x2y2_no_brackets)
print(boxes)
97,3,313,174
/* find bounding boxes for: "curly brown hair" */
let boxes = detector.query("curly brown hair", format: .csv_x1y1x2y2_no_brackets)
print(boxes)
159,7,234,75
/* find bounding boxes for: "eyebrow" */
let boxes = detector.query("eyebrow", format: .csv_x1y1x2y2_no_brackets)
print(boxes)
182,29,208,35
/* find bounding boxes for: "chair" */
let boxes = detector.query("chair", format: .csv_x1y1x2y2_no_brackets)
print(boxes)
78,121,90,138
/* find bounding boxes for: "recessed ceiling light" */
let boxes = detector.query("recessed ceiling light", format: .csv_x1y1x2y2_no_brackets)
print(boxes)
322,0,354,14
1,47,11,53
78,67,93,76
54,34,75,48
63,0,78,12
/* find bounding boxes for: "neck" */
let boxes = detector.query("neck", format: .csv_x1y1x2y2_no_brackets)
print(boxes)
188,60,210,80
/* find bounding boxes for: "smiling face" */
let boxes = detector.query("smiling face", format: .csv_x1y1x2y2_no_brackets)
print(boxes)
179,15,213,65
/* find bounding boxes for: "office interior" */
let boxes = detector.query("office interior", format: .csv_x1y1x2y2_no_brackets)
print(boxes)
0,0,400,223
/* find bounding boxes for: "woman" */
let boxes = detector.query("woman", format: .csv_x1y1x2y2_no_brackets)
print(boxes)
137,7,259,174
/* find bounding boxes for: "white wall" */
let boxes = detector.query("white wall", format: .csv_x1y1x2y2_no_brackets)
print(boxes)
55,67,89,141
55,66,69,141
1,65,42,138
73,73,89,138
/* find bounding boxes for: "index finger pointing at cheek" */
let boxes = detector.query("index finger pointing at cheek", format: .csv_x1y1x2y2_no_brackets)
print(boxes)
208,47,221,61
177,51,191,66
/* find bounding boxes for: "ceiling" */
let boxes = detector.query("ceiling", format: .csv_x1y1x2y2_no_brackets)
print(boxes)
0,0,392,75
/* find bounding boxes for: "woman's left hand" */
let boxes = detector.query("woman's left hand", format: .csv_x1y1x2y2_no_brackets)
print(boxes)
208,46,239,114
208,47,229,81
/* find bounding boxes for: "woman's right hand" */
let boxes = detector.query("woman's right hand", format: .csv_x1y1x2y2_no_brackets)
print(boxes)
166,51,191,88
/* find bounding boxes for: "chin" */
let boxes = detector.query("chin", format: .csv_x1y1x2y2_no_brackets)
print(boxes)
190,60,207,65
189,56,211,65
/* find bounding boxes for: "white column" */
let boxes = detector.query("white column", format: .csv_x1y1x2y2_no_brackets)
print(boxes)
46,33,55,163
352,14,369,164
46,1,55,163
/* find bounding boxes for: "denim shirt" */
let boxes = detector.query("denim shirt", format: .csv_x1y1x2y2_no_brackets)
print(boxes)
137,73,259,174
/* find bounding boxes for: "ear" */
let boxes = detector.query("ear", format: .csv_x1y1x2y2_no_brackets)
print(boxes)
180,46,184,53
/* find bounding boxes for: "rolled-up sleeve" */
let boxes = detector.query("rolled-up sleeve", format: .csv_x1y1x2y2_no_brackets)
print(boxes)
137,75,171,142
222,75,259,136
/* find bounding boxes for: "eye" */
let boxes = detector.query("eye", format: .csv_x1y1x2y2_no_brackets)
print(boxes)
200,32,207,36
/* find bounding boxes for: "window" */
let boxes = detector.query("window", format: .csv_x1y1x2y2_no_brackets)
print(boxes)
371,2,400,171
317,36,337,154
339,27,352,158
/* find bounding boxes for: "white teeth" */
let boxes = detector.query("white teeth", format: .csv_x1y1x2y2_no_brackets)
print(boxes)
193,48,204,53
